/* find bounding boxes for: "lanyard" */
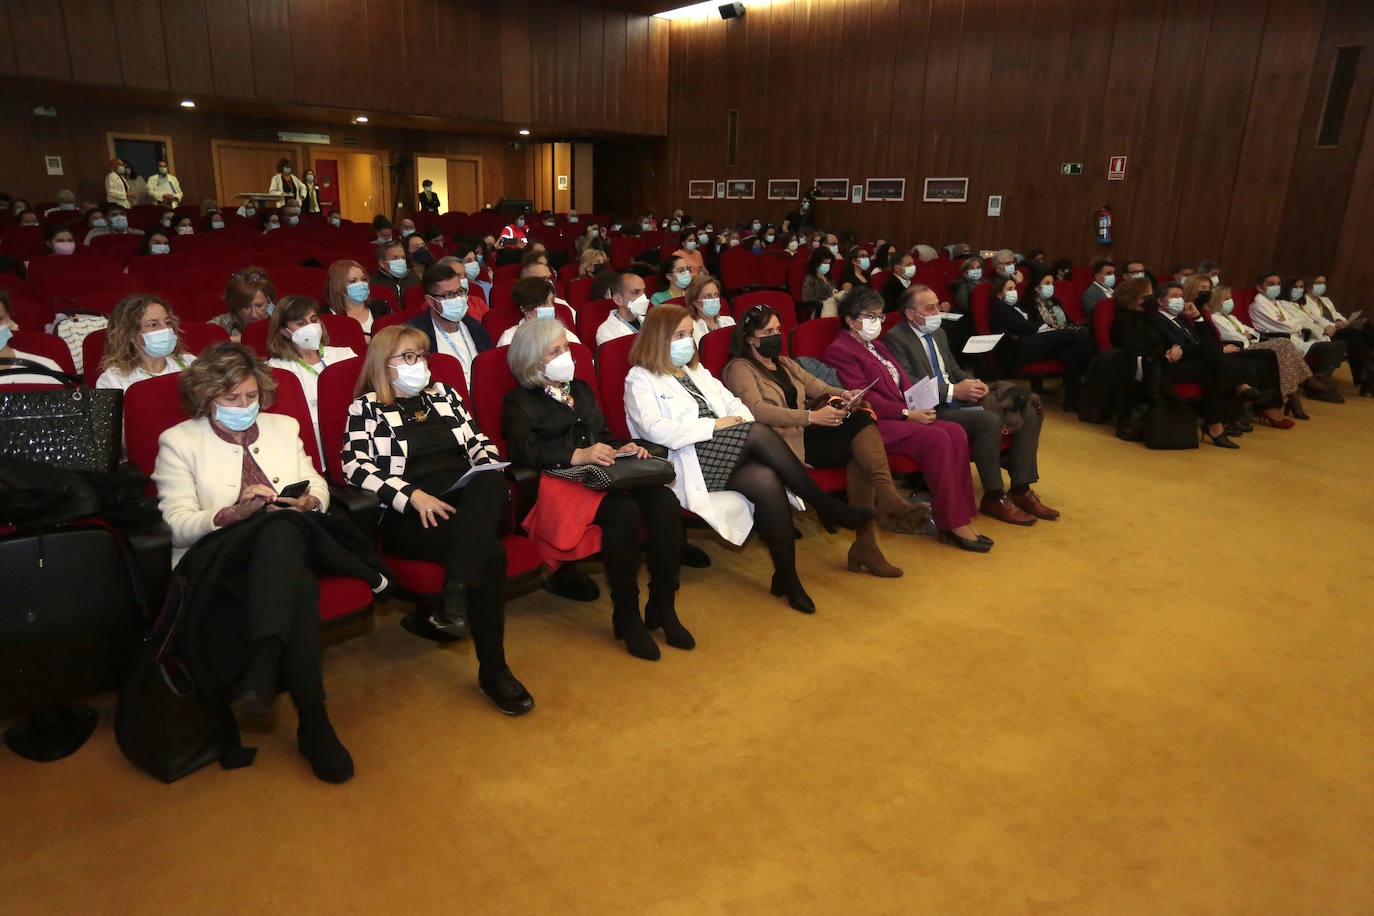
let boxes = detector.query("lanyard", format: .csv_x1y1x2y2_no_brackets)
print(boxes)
294,351,327,376
434,321,473,366
139,354,185,379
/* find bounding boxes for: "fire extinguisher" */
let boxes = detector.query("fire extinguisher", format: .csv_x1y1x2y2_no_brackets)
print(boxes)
1095,205,1113,244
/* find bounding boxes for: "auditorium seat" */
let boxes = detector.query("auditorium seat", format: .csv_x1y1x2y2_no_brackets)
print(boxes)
46,273,146,307
81,322,229,388
789,317,841,360
697,326,735,377
732,291,796,339
719,247,760,292
8,331,78,375
594,335,636,440
577,299,618,345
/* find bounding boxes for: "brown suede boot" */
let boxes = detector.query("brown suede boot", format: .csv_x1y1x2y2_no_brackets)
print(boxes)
847,520,903,577
848,426,928,533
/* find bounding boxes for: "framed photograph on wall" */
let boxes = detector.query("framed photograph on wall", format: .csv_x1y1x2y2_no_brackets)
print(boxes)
812,178,849,200
767,179,800,200
725,179,756,200
922,177,969,203
865,178,906,202
689,179,716,200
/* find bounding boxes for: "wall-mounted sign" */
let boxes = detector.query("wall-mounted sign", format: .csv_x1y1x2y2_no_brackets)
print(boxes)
557,175,568,190
923,177,969,203
44,155,63,176
987,195,1002,217
1060,162,1084,175
725,179,755,200
689,179,715,199
850,185,863,203
768,179,800,200
342,137,358,146
812,178,849,200
715,181,726,199
865,178,906,202
278,131,331,144
1108,156,1127,180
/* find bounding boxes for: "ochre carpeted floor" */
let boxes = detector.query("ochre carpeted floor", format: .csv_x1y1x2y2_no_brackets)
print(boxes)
4,384,1372,913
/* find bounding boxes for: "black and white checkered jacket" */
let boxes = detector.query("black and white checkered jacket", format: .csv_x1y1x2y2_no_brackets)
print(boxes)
341,382,500,513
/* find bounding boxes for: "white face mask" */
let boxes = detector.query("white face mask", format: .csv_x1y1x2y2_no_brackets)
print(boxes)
1312,283,1327,297
700,297,722,318
902,265,916,279
290,322,322,351
392,360,430,396
1165,297,1185,316
787,240,798,252
674,269,692,288
1039,284,1054,298
917,314,941,334
544,350,575,383
684,240,697,251
857,317,882,341
1004,289,1019,306
1288,288,1303,302
626,294,650,318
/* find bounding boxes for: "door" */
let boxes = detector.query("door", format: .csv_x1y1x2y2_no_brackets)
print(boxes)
446,159,480,213
313,158,341,213
307,146,389,224
212,140,306,211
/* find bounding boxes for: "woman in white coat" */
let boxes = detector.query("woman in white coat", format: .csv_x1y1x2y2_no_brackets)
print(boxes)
623,304,873,614
264,294,358,453
152,343,360,783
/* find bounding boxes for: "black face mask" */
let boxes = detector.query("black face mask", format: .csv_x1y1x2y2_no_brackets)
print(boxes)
755,335,783,359
1195,290,1212,307
412,247,433,266
592,262,608,274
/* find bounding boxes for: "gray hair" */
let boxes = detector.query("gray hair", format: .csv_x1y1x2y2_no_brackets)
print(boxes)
56,189,75,204
435,255,462,270
507,317,571,388
994,248,1015,264
913,244,938,262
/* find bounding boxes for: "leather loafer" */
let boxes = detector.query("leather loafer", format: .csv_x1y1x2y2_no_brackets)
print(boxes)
680,542,712,568
429,583,470,637
938,530,993,552
478,667,535,716
1008,489,1060,520
979,494,1037,526
230,687,275,731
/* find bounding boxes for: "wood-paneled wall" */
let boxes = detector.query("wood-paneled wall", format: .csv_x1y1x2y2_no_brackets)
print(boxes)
0,0,668,136
0,93,532,218
658,0,1374,292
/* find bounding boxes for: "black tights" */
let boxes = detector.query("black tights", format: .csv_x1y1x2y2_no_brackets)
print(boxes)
595,486,682,608
242,520,325,708
724,423,836,582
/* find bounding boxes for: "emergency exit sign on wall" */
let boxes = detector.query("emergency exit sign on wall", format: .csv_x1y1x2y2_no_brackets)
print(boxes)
1108,156,1127,180
1060,162,1083,175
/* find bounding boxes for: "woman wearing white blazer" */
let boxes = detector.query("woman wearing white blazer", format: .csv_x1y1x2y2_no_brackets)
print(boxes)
268,157,307,203
623,304,872,614
153,343,358,784
1298,275,1373,395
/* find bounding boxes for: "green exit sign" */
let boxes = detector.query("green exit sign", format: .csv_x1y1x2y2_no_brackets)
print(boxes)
1060,162,1084,175
343,137,358,146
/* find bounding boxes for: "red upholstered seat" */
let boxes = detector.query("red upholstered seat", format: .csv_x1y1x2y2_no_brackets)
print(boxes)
468,343,597,456
82,321,228,387
1093,298,1116,353
733,290,797,339
8,331,78,374
594,335,636,440
789,317,842,360
697,326,735,377
577,299,618,346
268,266,328,301
757,251,793,288
610,236,642,270
719,247,760,291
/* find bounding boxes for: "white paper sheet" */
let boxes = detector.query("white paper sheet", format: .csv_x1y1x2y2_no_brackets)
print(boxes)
939,312,964,322
962,333,1004,354
903,376,940,410
455,461,510,489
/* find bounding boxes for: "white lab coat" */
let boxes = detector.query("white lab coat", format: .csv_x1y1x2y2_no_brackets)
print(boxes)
624,363,756,545
495,318,581,348
1248,294,1317,355
104,171,130,207
146,173,183,207
269,173,307,201
152,413,329,565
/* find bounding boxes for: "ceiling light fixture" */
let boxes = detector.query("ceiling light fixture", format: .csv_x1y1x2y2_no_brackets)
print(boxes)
353,115,369,123
179,99,196,108
518,128,531,136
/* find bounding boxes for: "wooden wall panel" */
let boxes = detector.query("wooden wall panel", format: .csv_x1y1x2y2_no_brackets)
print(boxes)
1332,100,1374,298
115,0,170,90
60,0,123,87
160,0,215,95
657,0,1370,289
499,0,533,125
0,9,17,76
246,0,295,102
207,0,256,99
10,0,74,81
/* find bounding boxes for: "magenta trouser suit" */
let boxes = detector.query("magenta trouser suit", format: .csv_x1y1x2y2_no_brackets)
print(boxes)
823,331,977,530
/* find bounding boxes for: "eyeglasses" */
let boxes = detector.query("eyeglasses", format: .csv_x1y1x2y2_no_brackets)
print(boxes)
388,351,427,365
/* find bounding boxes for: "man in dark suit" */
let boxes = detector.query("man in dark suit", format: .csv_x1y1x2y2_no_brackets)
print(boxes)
884,284,1058,524
406,262,493,389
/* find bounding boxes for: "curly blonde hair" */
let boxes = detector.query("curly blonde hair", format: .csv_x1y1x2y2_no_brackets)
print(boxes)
178,341,277,418
100,293,188,374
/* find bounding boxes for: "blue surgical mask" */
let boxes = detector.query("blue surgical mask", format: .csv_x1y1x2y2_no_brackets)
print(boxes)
1103,274,1116,289
674,269,692,288
1003,289,1019,306
916,314,941,334
110,215,128,231
150,243,171,255
346,280,370,303
438,295,467,322
464,261,481,279
0,323,11,350
287,215,299,226
387,258,408,278
818,262,830,276
535,305,556,320
967,268,982,280
401,228,414,237
828,244,839,257
1165,297,1185,316
1221,299,1234,315
329,216,341,226
211,219,225,230
1288,288,1303,302
698,233,709,244
858,257,871,271
142,327,177,358
1265,284,1282,299
1312,283,1327,297
1039,284,1054,298
215,401,259,431
92,218,108,228
700,297,721,318
684,240,697,251
669,336,695,367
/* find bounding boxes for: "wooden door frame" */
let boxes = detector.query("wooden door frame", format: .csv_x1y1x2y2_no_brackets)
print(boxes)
210,139,306,210
417,153,484,212
306,144,392,220
106,132,177,172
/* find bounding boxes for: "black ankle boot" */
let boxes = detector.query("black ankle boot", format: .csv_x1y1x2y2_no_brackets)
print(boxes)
611,595,660,661
296,704,354,784
814,495,875,532
769,572,815,613
644,588,694,650
429,583,470,637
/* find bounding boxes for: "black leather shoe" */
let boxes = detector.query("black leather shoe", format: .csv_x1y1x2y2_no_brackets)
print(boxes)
541,568,600,602
938,530,993,552
1238,387,1274,406
478,667,535,716
1204,431,1240,449
769,572,815,614
1223,423,1247,437
428,583,470,637
229,686,275,731
680,542,711,568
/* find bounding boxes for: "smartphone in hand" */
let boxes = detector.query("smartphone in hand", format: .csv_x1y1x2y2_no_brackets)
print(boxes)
274,480,309,506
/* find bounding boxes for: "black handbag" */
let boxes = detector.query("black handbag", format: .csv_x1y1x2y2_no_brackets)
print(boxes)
115,575,253,783
546,454,676,491
1143,401,1199,450
0,360,122,473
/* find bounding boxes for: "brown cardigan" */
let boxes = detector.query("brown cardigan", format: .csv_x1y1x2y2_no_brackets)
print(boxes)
721,355,844,462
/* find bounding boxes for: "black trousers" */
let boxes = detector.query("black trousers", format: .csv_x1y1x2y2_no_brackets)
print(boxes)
1332,327,1372,382
240,520,325,707
1165,357,1248,425
1012,328,1092,403
594,486,682,607
1305,339,1347,376
1224,348,1282,408
378,472,510,668
936,402,1041,492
